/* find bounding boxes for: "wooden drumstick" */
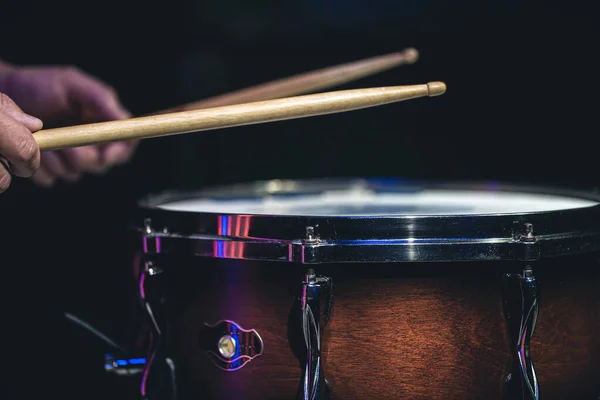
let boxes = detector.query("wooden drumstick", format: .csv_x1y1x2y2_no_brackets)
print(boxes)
155,48,419,114
34,82,446,152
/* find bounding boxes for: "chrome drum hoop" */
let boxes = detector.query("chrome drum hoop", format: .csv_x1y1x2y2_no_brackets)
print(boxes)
136,179,600,264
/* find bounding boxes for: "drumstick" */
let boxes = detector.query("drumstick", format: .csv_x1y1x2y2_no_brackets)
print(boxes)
155,48,419,114
34,82,446,152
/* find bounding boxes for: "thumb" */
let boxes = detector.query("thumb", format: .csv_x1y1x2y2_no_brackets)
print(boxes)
0,92,43,132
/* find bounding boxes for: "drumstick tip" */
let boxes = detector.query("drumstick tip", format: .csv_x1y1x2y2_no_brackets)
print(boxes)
427,81,447,97
400,47,419,64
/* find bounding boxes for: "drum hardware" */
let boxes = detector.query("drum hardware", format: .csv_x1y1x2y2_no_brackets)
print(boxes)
133,179,600,399
199,320,264,371
505,223,540,399
64,312,128,353
143,218,169,254
64,312,149,380
519,223,536,243
65,311,147,378
298,226,324,264
510,222,541,262
144,218,169,235
503,265,540,400
138,259,177,400
140,260,164,335
139,209,593,265
304,226,320,245
105,354,147,376
301,269,333,400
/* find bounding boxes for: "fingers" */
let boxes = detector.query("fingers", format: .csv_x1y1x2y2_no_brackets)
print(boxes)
31,146,103,188
0,92,43,132
40,151,81,181
30,140,138,188
102,140,139,166
30,165,56,188
1,66,138,190
61,145,107,174
64,68,131,122
0,94,41,178
55,70,137,174
0,160,11,193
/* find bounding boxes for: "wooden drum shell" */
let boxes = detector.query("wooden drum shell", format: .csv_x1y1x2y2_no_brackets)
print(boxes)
159,253,600,400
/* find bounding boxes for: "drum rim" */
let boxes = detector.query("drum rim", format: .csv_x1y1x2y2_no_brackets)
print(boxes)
137,178,600,264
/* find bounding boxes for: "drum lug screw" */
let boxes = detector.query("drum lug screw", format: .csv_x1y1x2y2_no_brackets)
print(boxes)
144,218,153,234
304,226,320,244
519,223,536,243
148,265,163,276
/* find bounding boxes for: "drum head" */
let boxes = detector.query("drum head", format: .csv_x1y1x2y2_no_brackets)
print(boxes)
154,181,597,216
138,178,600,263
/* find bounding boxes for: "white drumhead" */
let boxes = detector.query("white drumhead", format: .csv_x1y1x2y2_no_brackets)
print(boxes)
155,187,598,216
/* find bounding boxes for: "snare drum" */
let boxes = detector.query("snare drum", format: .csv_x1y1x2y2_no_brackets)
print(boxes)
135,179,600,400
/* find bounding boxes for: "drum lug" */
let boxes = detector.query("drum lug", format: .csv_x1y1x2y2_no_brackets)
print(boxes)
502,265,540,400
301,269,333,400
138,260,178,400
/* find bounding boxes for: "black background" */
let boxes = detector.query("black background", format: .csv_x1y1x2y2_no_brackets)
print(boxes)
0,0,598,398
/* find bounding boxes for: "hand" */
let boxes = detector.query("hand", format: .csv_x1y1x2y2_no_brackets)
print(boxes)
0,92,43,192
0,64,137,187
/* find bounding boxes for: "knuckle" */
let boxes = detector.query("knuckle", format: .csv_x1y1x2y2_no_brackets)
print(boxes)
0,170,11,192
0,92,15,110
14,137,40,174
